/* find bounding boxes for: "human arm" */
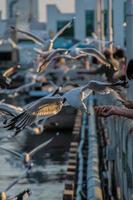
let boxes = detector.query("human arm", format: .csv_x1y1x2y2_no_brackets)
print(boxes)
94,105,133,119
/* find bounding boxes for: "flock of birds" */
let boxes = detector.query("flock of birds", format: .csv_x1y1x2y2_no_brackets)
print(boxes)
0,18,128,199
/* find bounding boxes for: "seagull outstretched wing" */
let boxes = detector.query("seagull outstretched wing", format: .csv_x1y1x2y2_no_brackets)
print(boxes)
11,26,44,46
4,97,64,134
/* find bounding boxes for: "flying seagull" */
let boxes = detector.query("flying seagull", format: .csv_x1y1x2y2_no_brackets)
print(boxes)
11,18,75,51
9,188,31,200
3,65,21,79
4,79,126,134
4,96,64,134
0,136,54,169
0,168,30,200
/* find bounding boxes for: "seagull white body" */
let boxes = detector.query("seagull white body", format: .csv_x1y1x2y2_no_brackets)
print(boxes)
63,87,86,111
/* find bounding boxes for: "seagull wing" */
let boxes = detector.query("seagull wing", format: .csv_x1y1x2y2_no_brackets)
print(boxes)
87,80,113,94
29,137,54,157
80,86,92,101
5,169,29,192
52,18,75,41
87,80,125,95
3,65,21,78
11,26,44,46
0,146,21,158
4,97,64,134
37,54,75,72
0,75,10,88
0,102,23,117
63,87,83,109
8,189,31,200
79,48,110,66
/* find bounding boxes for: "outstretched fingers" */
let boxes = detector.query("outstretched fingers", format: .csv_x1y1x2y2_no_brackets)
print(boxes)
94,105,114,117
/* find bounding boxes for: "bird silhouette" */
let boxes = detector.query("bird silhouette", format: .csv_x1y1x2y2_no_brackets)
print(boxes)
9,188,31,200
0,168,30,200
11,18,75,51
0,136,54,169
4,80,126,133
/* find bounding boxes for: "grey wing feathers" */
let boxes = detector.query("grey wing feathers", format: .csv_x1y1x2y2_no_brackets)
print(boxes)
52,18,74,41
0,103,23,116
29,137,54,156
5,169,29,192
0,146,21,158
4,97,63,134
79,48,110,66
87,80,113,94
11,26,44,46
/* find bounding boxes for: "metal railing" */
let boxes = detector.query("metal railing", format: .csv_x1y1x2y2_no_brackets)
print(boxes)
96,86,133,200
87,96,103,200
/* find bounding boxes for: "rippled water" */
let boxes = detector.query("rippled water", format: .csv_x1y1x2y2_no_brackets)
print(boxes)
0,129,73,199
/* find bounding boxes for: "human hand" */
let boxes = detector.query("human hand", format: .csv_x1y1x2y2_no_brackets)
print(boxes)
94,105,116,117
121,100,133,109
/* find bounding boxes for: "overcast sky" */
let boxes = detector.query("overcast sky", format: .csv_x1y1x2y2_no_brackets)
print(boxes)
0,0,75,21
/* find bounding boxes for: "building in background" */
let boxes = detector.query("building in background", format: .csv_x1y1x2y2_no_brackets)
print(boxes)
6,0,38,29
0,0,127,48
47,5,75,39
46,0,126,48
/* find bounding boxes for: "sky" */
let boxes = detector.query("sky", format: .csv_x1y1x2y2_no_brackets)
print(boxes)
0,0,75,22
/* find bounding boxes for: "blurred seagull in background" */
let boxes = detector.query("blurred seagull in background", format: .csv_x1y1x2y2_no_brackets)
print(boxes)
0,168,30,200
11,18,75,51
3,65,21,79
0,136,54,169
9,188,31,200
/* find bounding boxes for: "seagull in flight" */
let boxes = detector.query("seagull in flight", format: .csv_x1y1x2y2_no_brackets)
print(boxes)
9,188,31,200
0,168,30,200
4,96,64,134
4,79,126,134
0,136,54,169
11,18,75,51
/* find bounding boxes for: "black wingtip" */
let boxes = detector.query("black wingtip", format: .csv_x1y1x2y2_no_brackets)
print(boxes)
10,25,15,30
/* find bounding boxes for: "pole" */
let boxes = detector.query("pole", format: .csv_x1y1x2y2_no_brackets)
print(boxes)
96,0,102,50
108,0,113,52
101,0,105,49
126,0,133,61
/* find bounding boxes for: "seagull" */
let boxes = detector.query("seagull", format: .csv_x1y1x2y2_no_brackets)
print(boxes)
0,168,30,200
9,189,31,200
0,82,43,97
37,54,76,73
4,96,64,134
4,79,126,133
63,79,127,112
0,136,54,169
37,49,68,72
11,18,75,51
0,74,11,89
37,47,112,73
0,102,22,117
75,47,111,66
3,65,21,79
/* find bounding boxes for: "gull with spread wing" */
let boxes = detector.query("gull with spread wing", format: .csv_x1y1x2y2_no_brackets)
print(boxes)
11,18,75,51
0,168,30,200
4,80,126,134
0,136,54,169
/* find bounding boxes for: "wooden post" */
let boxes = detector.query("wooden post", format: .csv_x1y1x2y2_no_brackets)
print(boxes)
126,0,133,61
108,0,113,52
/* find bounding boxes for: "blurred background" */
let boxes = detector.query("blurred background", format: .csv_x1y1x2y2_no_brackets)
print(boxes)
0,0,132,69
